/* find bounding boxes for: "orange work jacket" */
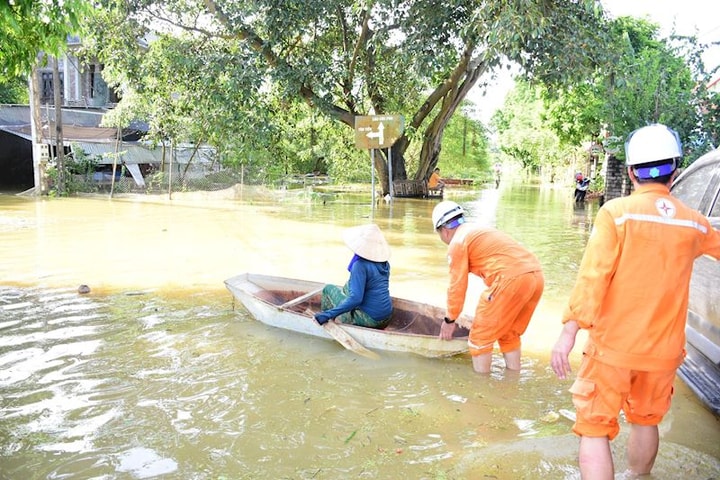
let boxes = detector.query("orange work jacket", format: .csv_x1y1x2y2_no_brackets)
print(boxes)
563,183,720,371
446,223,542,320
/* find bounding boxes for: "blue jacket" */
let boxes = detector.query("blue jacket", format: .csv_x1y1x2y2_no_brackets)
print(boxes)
323,257,392,320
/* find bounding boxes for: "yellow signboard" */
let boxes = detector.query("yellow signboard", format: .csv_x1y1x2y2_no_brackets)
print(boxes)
354,115,404,150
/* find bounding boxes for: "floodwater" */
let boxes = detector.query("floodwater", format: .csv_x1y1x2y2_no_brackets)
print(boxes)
0,183,718,480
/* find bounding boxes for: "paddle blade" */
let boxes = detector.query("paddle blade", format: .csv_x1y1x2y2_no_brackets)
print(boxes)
323,322,380,360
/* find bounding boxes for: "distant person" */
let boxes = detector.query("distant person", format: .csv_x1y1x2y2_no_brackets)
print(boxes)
551,124,720,479
493,162,502,188
574,172,591,203
314,224,393,329
432,201,544,373
427,167,445,191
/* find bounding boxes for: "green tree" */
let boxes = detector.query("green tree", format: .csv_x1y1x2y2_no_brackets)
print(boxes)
492,81,566,176
259,95,365,183
541,16,715,164
0,0,90,79
0,76,29,103
437,107,490,181
87,0,611,193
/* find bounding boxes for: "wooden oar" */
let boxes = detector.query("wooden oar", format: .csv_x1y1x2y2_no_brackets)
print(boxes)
322,321,380,360
278,288,323,310
280,290,379,359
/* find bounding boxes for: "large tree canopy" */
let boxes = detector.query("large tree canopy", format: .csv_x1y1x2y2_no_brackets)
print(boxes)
88,0,611,193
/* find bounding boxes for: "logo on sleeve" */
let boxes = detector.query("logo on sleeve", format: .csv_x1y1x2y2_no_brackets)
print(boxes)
655,198,676,218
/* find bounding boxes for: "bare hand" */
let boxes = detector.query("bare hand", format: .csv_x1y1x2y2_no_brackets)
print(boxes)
551,322,579,380
439,320,457,340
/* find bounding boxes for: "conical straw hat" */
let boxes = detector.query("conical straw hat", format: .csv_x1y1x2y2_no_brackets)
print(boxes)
342,224,390,262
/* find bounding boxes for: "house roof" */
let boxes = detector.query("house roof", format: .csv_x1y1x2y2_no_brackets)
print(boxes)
0,104,145,142
70,141,216,165
0,123,122,143
0,104,214,165
71,142,161,165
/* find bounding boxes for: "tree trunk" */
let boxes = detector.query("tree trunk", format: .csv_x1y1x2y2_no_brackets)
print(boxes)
415,59,487,183
355,53,488,195
366,145,407,196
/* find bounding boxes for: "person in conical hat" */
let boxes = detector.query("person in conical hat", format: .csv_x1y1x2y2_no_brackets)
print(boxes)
314,224,392,329
341,224,391,262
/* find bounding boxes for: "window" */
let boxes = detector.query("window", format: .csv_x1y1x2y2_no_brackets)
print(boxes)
39,71,64,103
710,187,720,218
89,64,119,104
671,162,717,212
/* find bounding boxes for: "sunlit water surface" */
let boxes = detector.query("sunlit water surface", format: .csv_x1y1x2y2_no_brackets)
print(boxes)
0,183,718,479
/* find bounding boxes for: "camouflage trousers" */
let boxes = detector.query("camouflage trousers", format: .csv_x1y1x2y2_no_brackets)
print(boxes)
320,283,391,329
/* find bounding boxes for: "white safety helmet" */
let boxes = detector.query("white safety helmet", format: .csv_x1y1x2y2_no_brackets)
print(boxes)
624,124,682,166
432,200,465,230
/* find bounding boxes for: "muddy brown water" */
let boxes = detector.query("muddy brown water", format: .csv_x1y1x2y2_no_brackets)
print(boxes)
0,183,718,479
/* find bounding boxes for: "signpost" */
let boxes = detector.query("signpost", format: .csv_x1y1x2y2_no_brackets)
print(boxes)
354,115,404,150
354,115,404,204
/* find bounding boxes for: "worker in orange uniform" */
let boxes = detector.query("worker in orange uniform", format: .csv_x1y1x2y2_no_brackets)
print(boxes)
551,124,720,479
427,167,445,191
432,201,544,373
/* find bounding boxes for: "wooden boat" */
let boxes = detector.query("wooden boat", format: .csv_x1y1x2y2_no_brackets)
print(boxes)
224,272,470,358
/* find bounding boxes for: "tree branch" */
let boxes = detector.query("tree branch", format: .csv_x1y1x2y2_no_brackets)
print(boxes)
204,0,354,125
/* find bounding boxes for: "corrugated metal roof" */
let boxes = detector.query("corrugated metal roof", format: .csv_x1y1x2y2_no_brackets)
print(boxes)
0,105,216,165
0,105,106,127
0,125,32,141
1,123,119,143
71,142,215,165
72,142,160,165
0,105,31,126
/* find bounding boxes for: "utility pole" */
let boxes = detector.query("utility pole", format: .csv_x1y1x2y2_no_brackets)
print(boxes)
28,61,49,195
52,55,65,195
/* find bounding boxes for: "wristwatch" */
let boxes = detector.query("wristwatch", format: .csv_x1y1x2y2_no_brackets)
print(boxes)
443,316,455,324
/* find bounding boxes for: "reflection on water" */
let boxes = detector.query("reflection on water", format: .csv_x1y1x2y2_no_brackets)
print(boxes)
0,183,718,479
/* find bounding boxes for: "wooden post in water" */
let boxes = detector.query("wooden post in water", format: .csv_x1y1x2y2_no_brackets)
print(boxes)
109,126,121,199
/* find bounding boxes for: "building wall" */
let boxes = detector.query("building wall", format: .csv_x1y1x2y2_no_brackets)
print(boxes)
603,154,632,202
38,52,116,108
63,54,82,105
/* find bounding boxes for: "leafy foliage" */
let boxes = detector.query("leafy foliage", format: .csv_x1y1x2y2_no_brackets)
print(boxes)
539,16,717,164
0,0,91,80
82,0,610,192
0,76,29,103
437,108,490,181
492,82,569,175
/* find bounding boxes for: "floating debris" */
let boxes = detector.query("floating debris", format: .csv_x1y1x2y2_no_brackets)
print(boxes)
539,411,560,423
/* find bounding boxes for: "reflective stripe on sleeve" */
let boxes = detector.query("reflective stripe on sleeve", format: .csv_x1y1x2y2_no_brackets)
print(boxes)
614,213,708,234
